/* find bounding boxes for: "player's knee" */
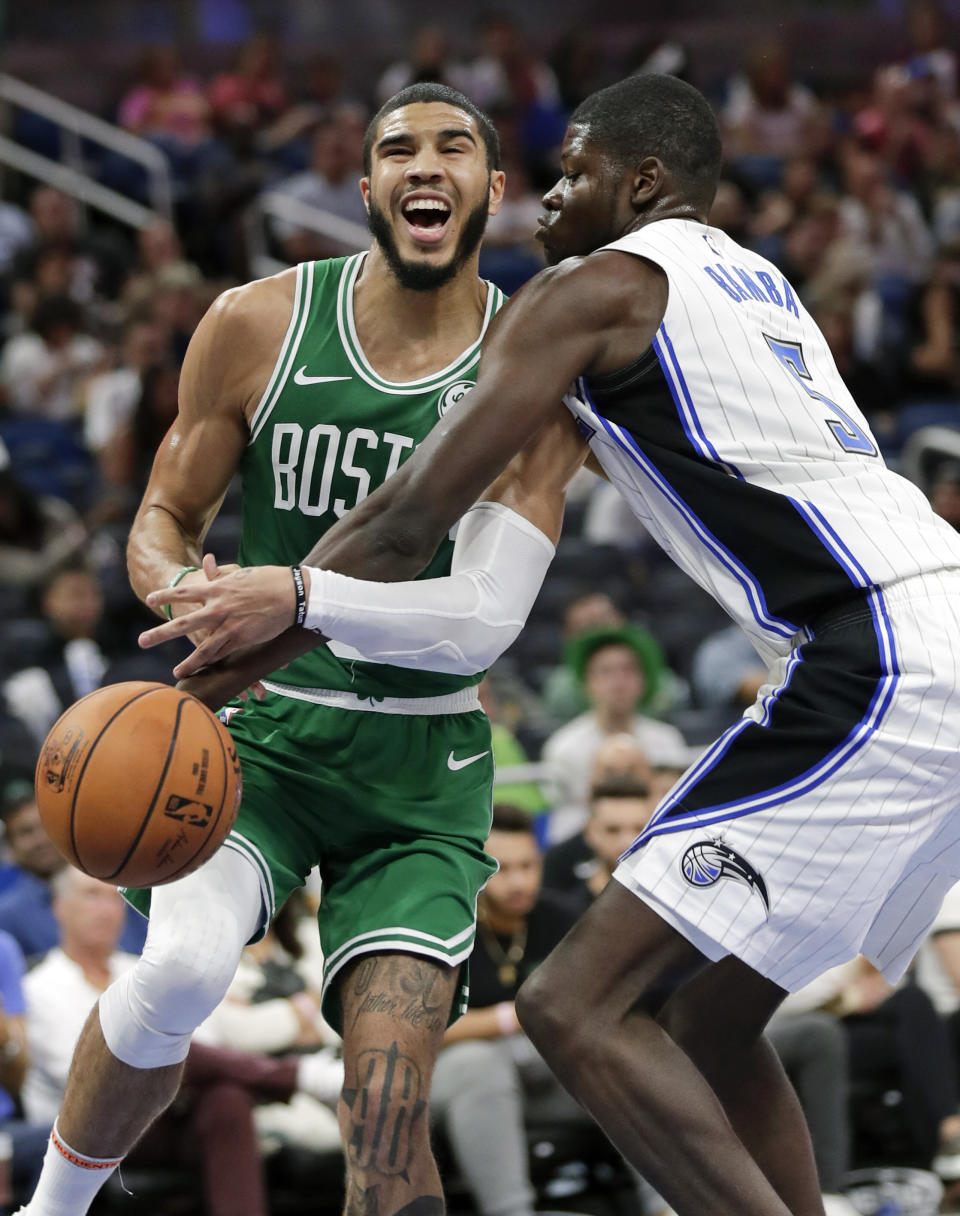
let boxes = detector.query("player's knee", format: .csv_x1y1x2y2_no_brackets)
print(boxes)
516,966,581,1056
100,902,245,1068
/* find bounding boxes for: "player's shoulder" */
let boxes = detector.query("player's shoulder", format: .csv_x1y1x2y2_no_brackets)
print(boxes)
521,249,665,329
206,266,298,334
189,266,299,372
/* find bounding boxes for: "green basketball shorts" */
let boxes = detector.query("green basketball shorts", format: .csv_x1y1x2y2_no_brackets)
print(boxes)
124,682,496,1034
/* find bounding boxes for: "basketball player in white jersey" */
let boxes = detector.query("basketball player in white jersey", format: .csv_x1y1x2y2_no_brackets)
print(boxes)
144,74,960,1216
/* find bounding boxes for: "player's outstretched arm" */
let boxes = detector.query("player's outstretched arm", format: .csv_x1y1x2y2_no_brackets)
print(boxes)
141,411,587,678
172,252,666,706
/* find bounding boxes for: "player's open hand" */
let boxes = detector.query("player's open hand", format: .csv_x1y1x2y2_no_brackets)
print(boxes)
139,555,300,679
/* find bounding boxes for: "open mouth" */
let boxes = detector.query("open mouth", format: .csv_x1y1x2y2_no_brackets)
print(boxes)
401,196,452,245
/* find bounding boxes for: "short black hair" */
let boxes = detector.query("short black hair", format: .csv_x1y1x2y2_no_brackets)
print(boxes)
363,83,501,176
571,74,722,212
589,775,651,804
490,803,536,834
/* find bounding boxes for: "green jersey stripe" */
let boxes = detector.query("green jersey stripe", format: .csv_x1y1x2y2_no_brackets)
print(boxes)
249,261,316,443
337,253,502,394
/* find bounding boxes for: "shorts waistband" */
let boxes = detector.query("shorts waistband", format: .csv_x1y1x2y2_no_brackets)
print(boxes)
260,679,482,716
807,568,960,636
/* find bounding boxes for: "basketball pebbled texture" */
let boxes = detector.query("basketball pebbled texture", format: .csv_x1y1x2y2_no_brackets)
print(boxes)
35,681,242,888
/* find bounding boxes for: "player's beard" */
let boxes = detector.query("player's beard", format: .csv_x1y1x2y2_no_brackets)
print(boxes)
368,193,490,292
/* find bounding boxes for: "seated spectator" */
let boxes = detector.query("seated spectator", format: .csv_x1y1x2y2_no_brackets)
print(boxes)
269,108,369,263
540,589,626,725
9,187,130,305
196,892,341,1154
118,46,213,151
929,461,960,531
376,26,471,107
478,679,546,816
0,927,50,1207
23,868,339,1216
0,780,146,958
83,318,167,479
120,220,203,311
722,41,827,164
540,625,687,842
0,459,86,598
92,360,181,509
690,622,769,713
2,562,118,748
543,775,654,915
904,236,960,399
208,34,288,147
0,295,103,421
431,805,667,1216
781,956,960,1179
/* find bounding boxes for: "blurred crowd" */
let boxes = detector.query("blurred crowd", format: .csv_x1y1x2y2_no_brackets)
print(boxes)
1,2,960,1212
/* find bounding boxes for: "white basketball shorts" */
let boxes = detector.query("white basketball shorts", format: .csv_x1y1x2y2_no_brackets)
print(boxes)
615,569,960,991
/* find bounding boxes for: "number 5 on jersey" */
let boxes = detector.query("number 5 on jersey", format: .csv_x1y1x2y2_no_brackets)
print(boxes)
764,334,877,457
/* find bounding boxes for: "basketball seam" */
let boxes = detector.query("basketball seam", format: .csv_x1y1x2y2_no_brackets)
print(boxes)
160,714,234,883
99,695,189,881
68,686,168,873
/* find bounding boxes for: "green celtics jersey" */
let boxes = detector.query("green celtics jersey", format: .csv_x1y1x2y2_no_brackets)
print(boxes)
239,253,505,698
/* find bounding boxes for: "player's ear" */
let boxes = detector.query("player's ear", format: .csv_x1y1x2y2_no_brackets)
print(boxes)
487,169,506,216
631,157,664,208
360,177,371,213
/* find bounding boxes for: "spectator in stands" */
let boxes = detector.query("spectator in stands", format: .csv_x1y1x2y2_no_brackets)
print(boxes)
690,622,770,715
10,188,129,305
477,678,546,816
431,805,667,1216
118,46,213,152
838,141,934,285
83,319,167,522
0,926,50,1207
0,203,33,281
0,294,102,420
121,220,203,310
722,40,827,164
781,955,960,1179
2,561,117,748
904,235,960,399
269,107,369,263
23,867,337,1216
376,25,470,107
209,34,289,148
195,892,342,1154
543,775,654,914
540,625,687,841
540,589,626,724
929,461,960,530
0,458,86,597
91,360,181,508
0,775,147,958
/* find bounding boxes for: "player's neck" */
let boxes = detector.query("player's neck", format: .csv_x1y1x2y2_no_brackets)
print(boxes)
353,246,489,380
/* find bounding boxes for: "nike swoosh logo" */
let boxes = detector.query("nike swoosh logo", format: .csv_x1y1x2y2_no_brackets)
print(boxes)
447,750,490,771
293,367,353,386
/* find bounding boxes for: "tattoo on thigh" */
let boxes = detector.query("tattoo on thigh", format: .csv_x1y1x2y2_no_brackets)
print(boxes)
343,1041,426,1179
349,957,452,1033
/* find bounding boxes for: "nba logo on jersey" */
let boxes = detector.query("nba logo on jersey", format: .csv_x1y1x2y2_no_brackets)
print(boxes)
438,380,476,417
681,840,770,915
702,231,723,257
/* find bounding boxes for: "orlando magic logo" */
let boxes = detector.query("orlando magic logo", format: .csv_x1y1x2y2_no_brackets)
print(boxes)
681,840,769,915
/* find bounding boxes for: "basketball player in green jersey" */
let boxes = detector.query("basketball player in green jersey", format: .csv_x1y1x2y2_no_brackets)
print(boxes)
19,84,586,1216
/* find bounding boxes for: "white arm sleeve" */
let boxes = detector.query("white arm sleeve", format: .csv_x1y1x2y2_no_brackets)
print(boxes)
303,501,555,675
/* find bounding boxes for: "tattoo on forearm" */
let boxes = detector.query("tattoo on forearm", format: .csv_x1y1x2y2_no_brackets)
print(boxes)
343,1042,426,1179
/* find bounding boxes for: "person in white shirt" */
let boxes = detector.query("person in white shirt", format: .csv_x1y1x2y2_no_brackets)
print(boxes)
540,625,689,842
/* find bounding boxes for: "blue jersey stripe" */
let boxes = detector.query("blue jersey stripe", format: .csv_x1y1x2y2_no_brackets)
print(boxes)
579,378,798,639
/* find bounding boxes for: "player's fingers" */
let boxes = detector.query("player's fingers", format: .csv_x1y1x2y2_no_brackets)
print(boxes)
201,552,219,580
172,631,234,678
145,581,215,611
138,605,224,649
252,681,267,700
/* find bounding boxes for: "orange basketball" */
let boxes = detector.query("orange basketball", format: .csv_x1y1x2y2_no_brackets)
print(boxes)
34,682,242,888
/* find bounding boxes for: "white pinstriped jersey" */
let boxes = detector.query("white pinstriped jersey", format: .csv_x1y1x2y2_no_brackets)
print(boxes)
565,219,960,666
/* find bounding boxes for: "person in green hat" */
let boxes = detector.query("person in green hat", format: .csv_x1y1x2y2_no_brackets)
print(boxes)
540,624,688,844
